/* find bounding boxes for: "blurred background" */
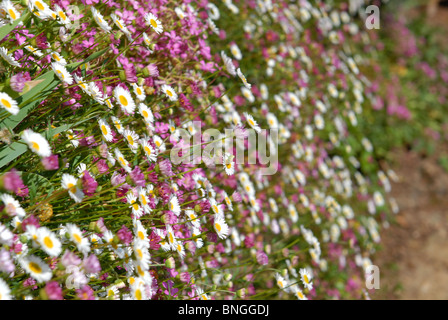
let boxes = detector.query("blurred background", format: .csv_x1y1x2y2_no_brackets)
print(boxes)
368,0,448,299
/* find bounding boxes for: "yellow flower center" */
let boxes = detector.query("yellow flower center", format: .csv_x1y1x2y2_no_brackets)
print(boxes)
136,87,142,95
215,222,221,232
226,163,232,169
150,19,158,28
155,140,161,147
57,70,65,80
142,110,149,118
248,119,255,126
297,291,304,299
304,275,309,284
8,9,16,20
127,135,134,145
29,262,42,274
58,11,67,21
137,249,143,259
135,288,142,300
144,146,151,156
116,20,123,29
141,195,147,206
138,231,144,240
119,95,128,106
31,141,40,151
73,233,82,243
101,125,108,136
35,1,45,11
43,236,53,249
119,157,126,167
169,232,174,243
166,90,173,97
1,99,12,109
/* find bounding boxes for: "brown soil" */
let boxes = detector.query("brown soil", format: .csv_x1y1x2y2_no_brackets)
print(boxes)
371,147,448,300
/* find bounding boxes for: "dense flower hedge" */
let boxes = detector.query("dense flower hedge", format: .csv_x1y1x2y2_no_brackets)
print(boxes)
0,0,408,300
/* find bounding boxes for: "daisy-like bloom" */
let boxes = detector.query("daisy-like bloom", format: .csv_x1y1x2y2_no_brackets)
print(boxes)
114,86,135,114
50,51,67,66
161,84,178,101
0,92,19,115
123,129,139,153
275,273,288,290
61,173,85,203
134,220,150,248
1,0,20,23
88,82,104,104
144,12,163,34
131,83,146,101
114,148,131,173
137,187,151,214
133,241,151,270
130,278,148,300
142,33,153,52
222,191,233,212
176,242,186,260
299,268,313,290
0,278,11,300
24,45,43,57
174,7,186,19
152,135,166,152
138,103,154,125
104,98,114,110
54,4,70,27
0,193,26,217
168,195,181,216
237,68,251,89
209,198,223,217
230,43,242,60
19,255,52,283
66,223,90,254
221,51,236,76
165,225,178,251
98,118,113,142
196,287,210,300
214,215,229,239
106,285,119,300
288,204,299,223
185,209,200,228
140,140,157,162
22,129,51,158
127,193,144,218
293,286,308,300
0,47,20,67
110,13,131,37
91,7,111,33
266,113,279,129
73,74,89,94
29,0,54,20
37,227,62,257
223,153,235,175
111,116,124,134
191,227,203,249
244,112,261,133
51,62,73,85
241,86,254,103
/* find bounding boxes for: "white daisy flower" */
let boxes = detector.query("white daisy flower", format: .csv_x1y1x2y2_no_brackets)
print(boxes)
61,173,85,203
0,223,14,246
152,135,166,152
144,12,163,34
37,227,62,257
185,209,200,228
223,153,235,175
244,112,261,133
91,7,111,33
221,51,236,76
1,0,20,22
0,92,19,115
24,45,43,57
141,139,157,162
50,51,67,65
111,13,131,37
168,195,181,216
0,47,20,67
114,148,132,173
161,84,178,101
299,268,313,290
98,118,113,142
138,103,154,125
214,215,229,239
19,255,53,283
51,62,73,85
111,116,124,134
66,223,90,254
142,32,154,53
230,43,242,60
0,193,26,217
237,68,251,89
22,129,51,158
131,83,146,101
54,4,70,27
29,0,54,20
114,86,135,114
123,129,139,153
127,193,144,218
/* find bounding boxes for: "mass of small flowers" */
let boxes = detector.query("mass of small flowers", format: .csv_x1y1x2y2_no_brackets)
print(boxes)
0,0,433,300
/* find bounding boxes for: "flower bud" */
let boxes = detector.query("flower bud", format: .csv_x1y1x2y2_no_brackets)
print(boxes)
165,257,176,269
236,288,246,298
119,71,127,82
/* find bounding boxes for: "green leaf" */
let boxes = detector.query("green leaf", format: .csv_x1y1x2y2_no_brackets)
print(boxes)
0,142,27,169
0,12,30,42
